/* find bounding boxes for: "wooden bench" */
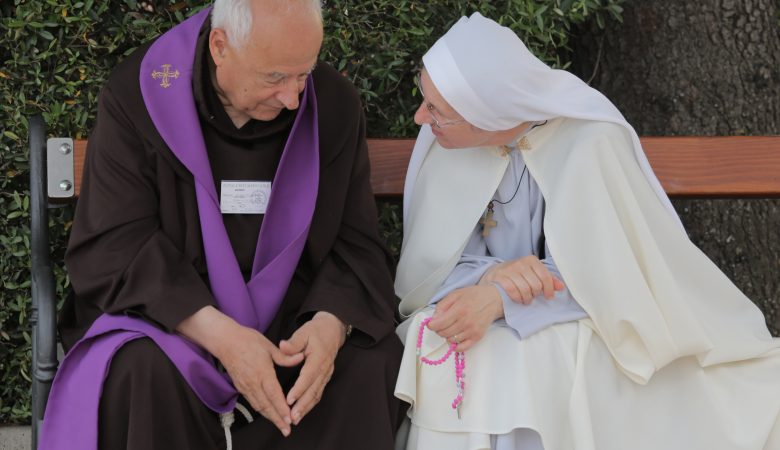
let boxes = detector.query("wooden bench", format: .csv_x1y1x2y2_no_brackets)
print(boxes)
28,114,780,448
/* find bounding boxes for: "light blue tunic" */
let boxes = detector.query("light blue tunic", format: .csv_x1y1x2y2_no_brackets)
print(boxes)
429,146,587,338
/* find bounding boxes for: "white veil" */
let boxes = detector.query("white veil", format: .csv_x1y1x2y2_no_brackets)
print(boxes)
403,12,683,230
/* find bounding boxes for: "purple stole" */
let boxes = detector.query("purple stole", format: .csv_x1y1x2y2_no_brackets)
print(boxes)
39,8,320,450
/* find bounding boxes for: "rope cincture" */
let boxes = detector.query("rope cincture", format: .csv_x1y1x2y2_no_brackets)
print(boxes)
219,402,254,450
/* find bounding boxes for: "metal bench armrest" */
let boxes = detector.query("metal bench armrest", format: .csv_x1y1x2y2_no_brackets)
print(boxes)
29,115,60,450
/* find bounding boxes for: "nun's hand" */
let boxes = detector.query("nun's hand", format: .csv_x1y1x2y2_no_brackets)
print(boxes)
479,255,565,304
427,285,503,352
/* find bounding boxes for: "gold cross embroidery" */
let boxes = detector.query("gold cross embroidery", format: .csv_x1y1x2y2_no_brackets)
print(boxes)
151,64,180,88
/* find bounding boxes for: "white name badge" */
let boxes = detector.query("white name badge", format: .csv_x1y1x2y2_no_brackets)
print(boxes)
220,181,272,214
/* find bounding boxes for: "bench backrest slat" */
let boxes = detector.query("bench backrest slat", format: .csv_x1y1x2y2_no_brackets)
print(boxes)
73,139,87,198
66,136,780,200
642,136,780,197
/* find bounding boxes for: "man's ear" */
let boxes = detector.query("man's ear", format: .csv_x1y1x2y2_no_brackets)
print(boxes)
209,28,229,65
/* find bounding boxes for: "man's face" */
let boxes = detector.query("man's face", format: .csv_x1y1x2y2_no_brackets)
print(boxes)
209,5,323,125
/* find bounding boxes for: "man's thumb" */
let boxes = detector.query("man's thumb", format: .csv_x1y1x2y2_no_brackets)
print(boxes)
279,334,306,356
273,343,304,367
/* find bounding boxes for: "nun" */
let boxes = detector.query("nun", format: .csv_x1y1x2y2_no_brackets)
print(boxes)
393,12,780,450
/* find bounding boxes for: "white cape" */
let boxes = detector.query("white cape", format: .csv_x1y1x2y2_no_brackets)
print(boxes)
394,118,780,449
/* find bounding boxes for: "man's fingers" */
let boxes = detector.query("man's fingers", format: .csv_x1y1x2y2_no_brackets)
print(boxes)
262,378,293,427
290,371,330,425
275,344,305,366
247,395,286,435
553,276,566,291
279,333,307,356
246,382,291,437
286,357,319,406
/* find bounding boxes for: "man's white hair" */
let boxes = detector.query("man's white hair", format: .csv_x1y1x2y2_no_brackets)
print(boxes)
211,0,322,49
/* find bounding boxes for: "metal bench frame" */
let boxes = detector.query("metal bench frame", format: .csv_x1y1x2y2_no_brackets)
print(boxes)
29,116,60,450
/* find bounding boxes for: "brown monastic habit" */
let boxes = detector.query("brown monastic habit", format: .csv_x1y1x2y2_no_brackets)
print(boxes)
59,18,405,450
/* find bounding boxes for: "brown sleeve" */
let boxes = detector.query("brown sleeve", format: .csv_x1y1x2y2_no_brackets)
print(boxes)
65,85,216,332
296,109,398,347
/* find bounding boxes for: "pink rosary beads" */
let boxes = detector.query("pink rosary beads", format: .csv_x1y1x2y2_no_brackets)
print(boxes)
416,317,466,418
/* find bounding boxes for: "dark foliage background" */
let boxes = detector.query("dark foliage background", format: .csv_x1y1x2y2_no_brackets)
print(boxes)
0,0,623,423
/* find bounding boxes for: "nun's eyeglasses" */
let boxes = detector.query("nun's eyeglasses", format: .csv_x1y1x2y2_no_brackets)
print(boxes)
414,74,466,129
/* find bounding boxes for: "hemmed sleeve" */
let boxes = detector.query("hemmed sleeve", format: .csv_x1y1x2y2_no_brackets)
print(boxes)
66,85,216,333
428,253,503,305
497,250,587,339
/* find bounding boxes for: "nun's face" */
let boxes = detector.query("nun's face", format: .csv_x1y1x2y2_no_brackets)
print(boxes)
414,70,495,149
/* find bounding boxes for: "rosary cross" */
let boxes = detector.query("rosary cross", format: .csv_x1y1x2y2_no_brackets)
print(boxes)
480,202,497,237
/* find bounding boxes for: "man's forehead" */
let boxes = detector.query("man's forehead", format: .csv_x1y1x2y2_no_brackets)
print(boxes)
244,7,323,72
242,34,320,77
263,63,318,79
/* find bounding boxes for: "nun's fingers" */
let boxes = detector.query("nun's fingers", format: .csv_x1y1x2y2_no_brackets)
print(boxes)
455,338,477,352
428,303,461,334
528,260,560,299
518,266,545,299
490,274,529,304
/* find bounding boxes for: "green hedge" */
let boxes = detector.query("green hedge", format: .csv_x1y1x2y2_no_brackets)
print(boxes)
0,0,623,424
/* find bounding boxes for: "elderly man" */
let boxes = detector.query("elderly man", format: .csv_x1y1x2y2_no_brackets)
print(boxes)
39,1,404,449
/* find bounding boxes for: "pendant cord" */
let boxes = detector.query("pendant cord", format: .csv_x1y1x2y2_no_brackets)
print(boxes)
491,120,546,206
492,166,527,205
